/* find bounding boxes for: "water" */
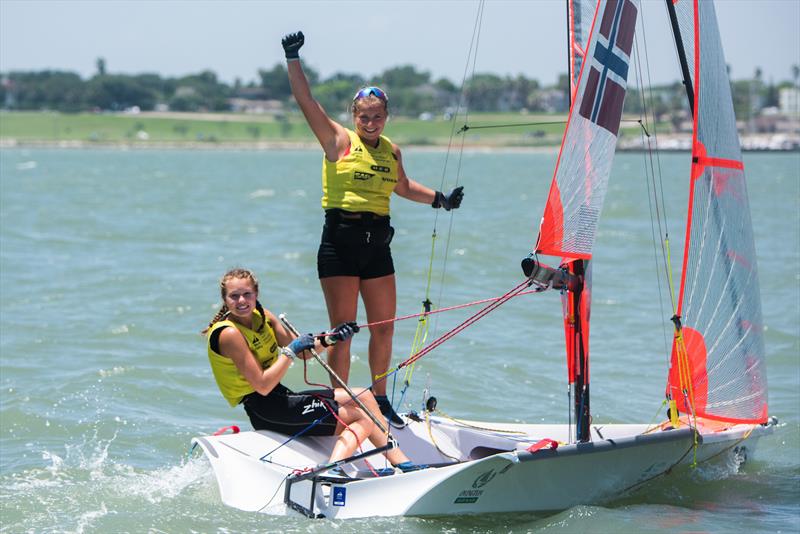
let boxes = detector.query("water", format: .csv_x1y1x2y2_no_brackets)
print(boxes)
1,147,798,532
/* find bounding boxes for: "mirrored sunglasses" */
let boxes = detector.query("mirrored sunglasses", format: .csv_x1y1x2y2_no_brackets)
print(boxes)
352,86,388,103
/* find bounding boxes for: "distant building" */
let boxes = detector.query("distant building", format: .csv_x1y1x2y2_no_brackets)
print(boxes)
228,98,283,114
538,88,568,113
779,87,799,117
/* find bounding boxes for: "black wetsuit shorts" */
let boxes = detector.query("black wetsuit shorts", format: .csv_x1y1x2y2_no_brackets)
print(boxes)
317,209,395,280
242,384,340,437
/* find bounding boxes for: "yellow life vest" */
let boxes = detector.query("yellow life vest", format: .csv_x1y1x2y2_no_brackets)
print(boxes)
207,310,280,407
322,128,399,216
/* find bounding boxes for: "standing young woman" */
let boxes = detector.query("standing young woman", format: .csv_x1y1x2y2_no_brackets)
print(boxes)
281,31,464,426
204,268,423,472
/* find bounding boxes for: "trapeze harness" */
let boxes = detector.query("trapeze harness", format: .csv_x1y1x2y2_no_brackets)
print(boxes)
318,129,398,279
206,310,339,436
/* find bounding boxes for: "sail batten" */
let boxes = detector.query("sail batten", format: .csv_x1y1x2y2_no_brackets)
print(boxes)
666,0,768,424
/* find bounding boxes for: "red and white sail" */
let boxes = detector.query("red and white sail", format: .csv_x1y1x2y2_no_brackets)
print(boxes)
666,0,768,424
535,0,639,435
536,0,639,260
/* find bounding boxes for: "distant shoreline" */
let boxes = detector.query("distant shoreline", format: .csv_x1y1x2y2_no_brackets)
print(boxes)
2,138,798,153
3,110,797,152
0,138,563,153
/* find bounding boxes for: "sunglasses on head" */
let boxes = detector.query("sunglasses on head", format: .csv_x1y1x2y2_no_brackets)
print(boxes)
353,86,388,103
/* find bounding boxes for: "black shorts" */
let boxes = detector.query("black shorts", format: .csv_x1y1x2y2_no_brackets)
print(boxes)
242,384,340,437
317,210,395,280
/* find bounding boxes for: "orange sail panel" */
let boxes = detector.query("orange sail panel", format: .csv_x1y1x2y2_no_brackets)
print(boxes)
666,0,768,424
536,0,639,260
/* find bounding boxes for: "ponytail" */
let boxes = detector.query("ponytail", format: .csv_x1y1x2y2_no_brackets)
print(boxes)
255,300,267,334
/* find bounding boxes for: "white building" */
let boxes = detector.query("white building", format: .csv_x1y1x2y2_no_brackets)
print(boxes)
779,87,799,117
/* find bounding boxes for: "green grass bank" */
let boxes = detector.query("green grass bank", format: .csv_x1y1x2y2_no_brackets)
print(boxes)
0,110,573,148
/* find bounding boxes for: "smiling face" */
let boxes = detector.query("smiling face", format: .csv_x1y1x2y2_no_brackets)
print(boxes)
222,276,258,324
352,98,388,146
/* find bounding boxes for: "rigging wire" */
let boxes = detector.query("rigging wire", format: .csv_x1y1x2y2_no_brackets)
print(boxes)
395,0,486,409
632,3,698,453
631,3,677,426
457,120,567,133
631,5,675,362
373,278,536,390
362,288,541,329
432,0,486,336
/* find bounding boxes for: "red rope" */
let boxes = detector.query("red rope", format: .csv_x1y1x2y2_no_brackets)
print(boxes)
318,396,380,477
397,279,533,370
357,286,540,330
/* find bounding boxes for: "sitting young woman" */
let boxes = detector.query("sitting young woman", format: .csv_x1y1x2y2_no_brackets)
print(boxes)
203,267,425,473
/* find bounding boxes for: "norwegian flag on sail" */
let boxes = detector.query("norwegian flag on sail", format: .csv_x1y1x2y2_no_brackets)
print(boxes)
578,0,637,136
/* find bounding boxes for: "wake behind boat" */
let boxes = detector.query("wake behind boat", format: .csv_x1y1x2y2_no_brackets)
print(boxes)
193,0,777,518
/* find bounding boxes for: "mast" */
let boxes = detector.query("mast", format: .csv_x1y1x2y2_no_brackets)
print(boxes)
566,0,573,109
666,0,695,114
568,260,590,442
533,0,639,443
563,0,592,444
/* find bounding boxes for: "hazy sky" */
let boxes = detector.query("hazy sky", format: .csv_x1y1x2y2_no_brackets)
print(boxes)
1,0,798,86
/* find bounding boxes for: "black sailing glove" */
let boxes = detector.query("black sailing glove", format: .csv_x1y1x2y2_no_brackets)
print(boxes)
282,31,304,60
320,321,360,347
432,186,464,211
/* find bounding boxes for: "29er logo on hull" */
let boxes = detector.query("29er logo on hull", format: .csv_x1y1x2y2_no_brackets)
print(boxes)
453,469,496,504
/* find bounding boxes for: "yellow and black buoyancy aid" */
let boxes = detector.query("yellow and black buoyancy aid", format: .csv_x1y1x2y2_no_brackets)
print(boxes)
207,310,280,407
322,128,399,216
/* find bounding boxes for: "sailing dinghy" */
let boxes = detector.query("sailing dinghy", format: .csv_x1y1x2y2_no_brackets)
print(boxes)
192,0,776,518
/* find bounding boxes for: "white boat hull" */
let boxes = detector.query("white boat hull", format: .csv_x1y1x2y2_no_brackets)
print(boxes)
191,415,776,518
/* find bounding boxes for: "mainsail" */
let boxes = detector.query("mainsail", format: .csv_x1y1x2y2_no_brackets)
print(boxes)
666,0,768,424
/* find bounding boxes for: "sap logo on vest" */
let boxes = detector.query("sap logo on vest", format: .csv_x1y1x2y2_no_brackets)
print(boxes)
370,165,390,173
353,171,374,181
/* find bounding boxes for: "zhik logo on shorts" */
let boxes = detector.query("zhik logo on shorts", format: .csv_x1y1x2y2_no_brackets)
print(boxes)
302,398,326,415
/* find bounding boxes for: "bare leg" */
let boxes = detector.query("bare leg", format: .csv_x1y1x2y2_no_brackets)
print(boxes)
320,276,360,387
329,388,410,466
360,274,396,397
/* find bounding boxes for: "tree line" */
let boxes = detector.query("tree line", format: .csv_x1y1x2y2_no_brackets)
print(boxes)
1,60,797,120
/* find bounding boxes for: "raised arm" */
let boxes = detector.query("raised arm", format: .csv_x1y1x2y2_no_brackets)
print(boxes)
282,32,349,161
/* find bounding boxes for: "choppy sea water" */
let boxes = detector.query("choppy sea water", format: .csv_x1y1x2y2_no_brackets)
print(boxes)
0,147,797,533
